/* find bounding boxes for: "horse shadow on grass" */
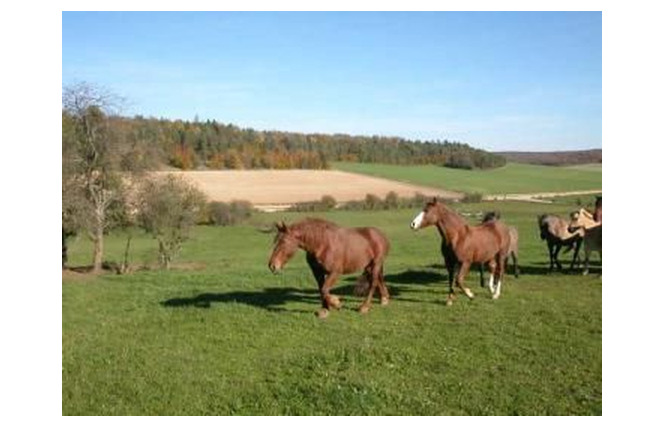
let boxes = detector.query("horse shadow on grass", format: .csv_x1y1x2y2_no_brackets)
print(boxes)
517,261,602,276
161,281,399,313
161,287,322,313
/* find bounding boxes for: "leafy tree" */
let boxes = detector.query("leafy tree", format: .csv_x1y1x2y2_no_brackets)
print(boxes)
137,175,207,269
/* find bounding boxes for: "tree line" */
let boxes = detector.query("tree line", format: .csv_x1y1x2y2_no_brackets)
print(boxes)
100,115,506,171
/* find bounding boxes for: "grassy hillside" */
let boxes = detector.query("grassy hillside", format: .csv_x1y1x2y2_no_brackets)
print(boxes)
333,162,602,195
63,199,601,415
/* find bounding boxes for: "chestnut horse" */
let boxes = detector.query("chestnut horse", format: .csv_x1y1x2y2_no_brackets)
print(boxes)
481,211,520,279
410,199,511,305
268,218,390,318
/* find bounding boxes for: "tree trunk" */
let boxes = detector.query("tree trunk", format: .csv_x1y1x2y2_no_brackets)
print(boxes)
158,240,169,270
120,234,132,274
62,228,68,269
92,209,104,273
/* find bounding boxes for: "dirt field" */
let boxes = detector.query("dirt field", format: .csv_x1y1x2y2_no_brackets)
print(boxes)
154,170,462,211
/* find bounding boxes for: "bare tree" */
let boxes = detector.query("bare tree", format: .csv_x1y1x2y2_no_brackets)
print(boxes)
62,82,143,273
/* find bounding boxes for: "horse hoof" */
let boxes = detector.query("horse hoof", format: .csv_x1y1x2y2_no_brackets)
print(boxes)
446,299,454,306
316,309,329,319
492,294,500,300
329,295,342,309
380,297,389,306
358,305,370,314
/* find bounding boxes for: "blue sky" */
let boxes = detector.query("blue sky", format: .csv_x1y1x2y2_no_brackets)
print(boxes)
62,11,601,152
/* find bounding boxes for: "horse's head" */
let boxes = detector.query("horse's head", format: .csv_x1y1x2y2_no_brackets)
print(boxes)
268,221,300,273
410,198,441,230
569,209,597,231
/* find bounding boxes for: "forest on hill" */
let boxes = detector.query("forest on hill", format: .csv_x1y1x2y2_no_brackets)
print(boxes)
69,114,506,171
495,149,601,166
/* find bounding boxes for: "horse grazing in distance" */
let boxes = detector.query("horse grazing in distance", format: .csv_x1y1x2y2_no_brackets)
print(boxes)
538,214,584,272
481,212,520,279
268,218,390,318
569,208,602,275
410,198,511,305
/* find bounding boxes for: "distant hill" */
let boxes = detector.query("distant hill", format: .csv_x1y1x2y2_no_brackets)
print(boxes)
495,149,601,166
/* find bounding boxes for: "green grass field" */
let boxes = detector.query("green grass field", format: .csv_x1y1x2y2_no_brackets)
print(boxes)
63,196,601,415
333,162,602,195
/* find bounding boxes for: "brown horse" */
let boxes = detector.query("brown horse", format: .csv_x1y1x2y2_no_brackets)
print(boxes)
268,218,390,318
410,198,511,305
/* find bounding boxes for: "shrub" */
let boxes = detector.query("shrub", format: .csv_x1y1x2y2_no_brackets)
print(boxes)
230,200,253,222
461,192,484,203
208,200,254,226
384,191,399,209
137,174,207,269
364,193,382,210
320,195,337,211
208,202,232,226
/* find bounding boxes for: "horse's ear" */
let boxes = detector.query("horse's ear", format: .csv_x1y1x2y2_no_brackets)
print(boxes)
431,196,438,204
275,221,287,232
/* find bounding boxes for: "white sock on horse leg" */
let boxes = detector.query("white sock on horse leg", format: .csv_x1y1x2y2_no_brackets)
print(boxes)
488,275,495,294
493,280,502,299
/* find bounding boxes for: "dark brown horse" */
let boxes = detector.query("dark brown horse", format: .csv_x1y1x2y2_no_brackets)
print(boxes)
268,218,390,318
593,196,602,223
410,199,511,305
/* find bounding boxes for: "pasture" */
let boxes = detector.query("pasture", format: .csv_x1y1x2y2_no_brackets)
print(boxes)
155,170,460,210
63,198,601,415
333,162,602,195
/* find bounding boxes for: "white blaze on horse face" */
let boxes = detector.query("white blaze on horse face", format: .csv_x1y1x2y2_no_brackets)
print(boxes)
410,211,425,229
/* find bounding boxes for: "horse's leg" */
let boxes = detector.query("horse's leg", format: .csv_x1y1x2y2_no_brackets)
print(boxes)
547,240,555,272
486,259,497,295
444,254,458,306
513,251,520,278
359,263,381,314
316,272,340,318
479,263,485,288
493,254,505,300
455,261,474,301
376,264,390,306
582,243,590,276
570,239,582,271
553,243,563,271
306,254,329,306
306,254,341,309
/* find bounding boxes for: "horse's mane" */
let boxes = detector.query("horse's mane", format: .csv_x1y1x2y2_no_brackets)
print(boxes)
482,211,501,223
437,202,468,229
578,208,594,219
290,218,339,249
